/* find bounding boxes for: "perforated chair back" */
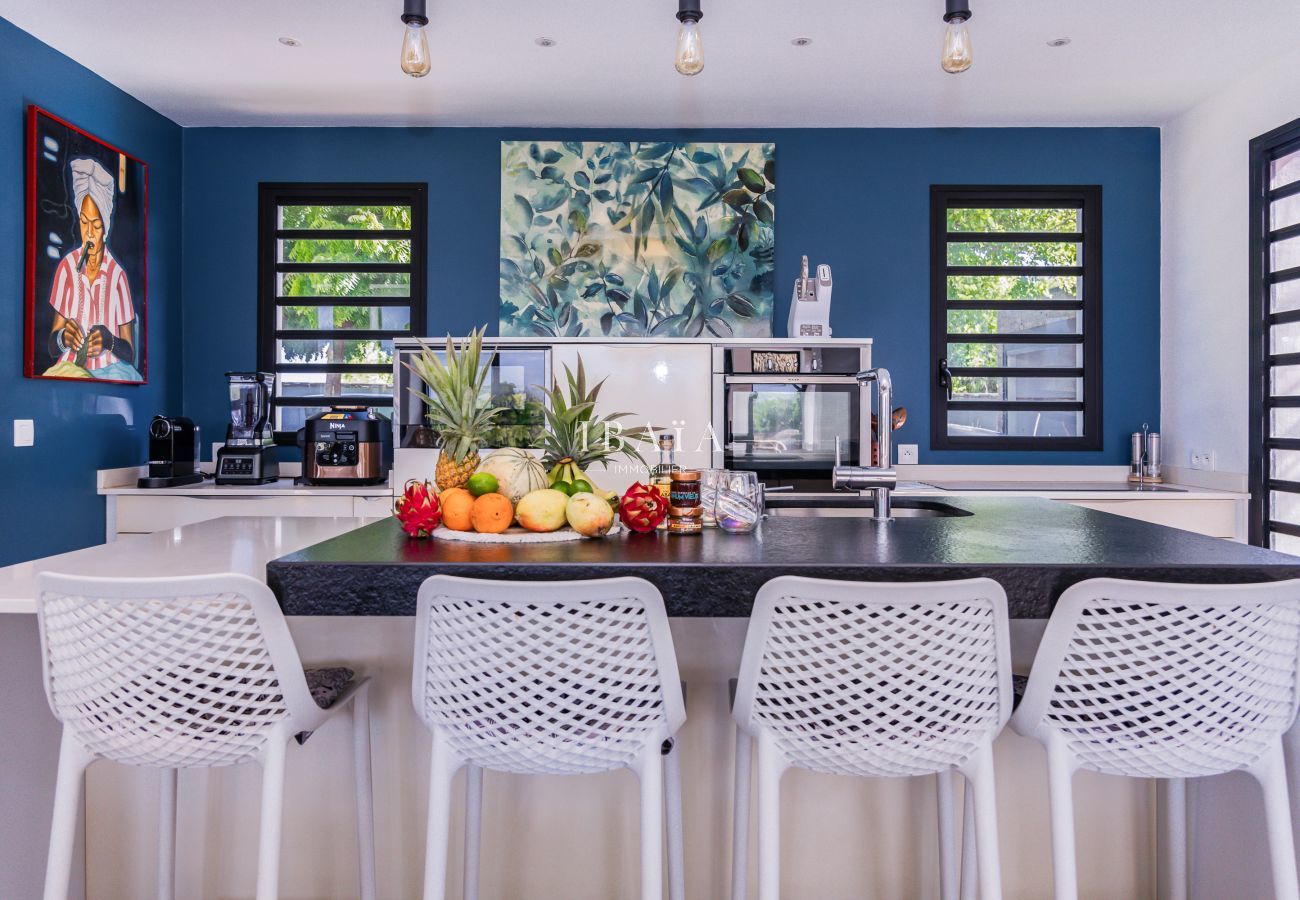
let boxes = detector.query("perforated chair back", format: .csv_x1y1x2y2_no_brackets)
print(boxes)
1011,578,1300,779
413,575,685,775
35,571,320,768
733,576,1011,777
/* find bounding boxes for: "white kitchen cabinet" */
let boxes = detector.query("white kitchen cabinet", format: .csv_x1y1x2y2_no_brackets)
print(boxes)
551,342,714,493
1064,498,1243,540
99,467,392,539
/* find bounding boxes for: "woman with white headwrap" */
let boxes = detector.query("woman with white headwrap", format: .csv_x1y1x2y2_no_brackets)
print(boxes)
44,156,140,380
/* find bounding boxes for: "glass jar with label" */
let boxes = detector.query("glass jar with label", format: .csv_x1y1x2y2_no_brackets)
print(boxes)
667,470,703,534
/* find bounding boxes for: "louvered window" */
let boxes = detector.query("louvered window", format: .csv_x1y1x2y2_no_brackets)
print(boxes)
930,185,1102,450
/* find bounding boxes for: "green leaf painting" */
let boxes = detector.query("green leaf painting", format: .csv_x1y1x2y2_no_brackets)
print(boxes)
499,141,776,338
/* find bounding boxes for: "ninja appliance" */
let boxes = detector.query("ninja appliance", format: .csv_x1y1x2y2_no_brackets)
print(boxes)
216,371,279,485
297,406,391,486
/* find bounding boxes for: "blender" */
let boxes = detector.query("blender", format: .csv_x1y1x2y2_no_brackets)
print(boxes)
215,371,280,485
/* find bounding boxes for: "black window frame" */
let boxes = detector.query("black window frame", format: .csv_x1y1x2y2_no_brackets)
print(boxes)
1248,119,1300,547
257,182,427,444
930,184,1103,452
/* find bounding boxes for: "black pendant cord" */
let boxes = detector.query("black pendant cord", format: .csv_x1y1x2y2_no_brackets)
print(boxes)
944,0,971,23
676,0,702,24
402,0,428,27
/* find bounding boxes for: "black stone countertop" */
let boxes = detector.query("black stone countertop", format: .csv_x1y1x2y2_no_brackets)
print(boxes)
266,497,1300,618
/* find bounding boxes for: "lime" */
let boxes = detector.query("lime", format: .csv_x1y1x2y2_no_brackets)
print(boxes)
466,472,499,497
571,479,593,495
552,480,575,496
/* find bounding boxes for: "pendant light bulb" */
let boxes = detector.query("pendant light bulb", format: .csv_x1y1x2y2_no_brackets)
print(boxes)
941,0,973,74
400,0,431,78
676,21,704,75
675,0,704,76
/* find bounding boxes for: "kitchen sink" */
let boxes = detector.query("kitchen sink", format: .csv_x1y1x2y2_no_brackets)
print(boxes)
765,498,972,518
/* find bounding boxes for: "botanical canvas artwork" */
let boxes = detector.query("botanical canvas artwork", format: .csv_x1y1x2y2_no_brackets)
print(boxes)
499,141,775,338
24,106,148,383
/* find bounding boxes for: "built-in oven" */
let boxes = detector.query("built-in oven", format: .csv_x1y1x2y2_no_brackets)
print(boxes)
712,344,872,494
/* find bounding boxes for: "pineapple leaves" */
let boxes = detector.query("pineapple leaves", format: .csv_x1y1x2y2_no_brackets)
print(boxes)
535,354,650,469
404,326,507,463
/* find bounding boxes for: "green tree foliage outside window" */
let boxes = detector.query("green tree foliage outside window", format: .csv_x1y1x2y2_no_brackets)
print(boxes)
944,207,1081,396
278,205,413,394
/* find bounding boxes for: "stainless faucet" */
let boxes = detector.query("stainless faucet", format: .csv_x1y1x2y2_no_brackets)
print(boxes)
832,367,898,521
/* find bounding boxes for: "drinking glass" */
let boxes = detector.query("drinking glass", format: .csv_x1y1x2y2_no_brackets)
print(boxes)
700,468,726,528
715,470,763,533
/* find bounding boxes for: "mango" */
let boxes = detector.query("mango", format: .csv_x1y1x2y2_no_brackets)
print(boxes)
515,489,570,533
566,492,615,538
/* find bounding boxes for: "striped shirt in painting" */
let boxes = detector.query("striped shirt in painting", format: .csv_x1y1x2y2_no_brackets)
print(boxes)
47,247,135,371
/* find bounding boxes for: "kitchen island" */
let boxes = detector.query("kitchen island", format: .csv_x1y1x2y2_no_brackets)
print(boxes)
268,496,1300,617
7,504,1300,899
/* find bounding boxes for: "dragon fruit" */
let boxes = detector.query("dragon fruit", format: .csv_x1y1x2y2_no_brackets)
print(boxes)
619,482,669,533
394,479,442,538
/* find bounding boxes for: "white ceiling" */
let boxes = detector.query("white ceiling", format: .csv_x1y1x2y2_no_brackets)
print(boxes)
2,0,1297,127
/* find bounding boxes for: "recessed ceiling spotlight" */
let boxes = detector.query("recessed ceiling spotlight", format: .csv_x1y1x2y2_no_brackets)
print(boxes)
278,37,301,47
791,37,813,47
535,37,557,47
1047,37,1071,47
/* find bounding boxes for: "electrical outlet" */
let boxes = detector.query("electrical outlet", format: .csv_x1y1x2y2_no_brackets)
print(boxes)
897,444,919,465
13,419,33,447
1190,448,1215,471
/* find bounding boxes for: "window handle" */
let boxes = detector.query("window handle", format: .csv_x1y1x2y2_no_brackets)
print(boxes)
938,358,954,401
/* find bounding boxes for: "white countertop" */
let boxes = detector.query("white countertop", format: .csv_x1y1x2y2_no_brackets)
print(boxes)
891,481,1246,501
0,516,371,614
100,476,392,497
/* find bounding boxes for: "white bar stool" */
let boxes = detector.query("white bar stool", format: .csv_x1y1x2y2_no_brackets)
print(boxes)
730,576,1012,900
413,574,687,900
1009,577,1300,900
35,572,376,900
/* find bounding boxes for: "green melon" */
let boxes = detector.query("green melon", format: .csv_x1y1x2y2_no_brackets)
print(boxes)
475,448,548,504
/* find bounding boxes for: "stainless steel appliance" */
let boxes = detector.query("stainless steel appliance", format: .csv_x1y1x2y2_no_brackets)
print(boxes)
137,416,203,488
216,372,279,485
297,406,390,486
712,343,871,494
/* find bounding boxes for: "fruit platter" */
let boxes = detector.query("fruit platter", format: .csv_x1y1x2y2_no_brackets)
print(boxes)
395,329,664,542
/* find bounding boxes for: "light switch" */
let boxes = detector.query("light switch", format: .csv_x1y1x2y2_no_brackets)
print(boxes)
897,444,919,465
14,419,34,447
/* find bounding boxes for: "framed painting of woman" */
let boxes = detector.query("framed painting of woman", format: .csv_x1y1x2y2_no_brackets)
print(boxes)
24,106,148,384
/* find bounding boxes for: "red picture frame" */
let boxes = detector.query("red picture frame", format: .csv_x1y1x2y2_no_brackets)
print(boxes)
24,105,149,384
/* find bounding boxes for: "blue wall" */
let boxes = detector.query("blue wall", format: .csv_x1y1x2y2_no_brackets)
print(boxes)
183,126,1159,465
0,19,183,565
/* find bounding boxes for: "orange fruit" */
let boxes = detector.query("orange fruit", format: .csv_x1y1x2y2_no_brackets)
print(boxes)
471,492,514,534
440,487,475,532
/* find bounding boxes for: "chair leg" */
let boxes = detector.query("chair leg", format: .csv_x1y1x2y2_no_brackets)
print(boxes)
158,768,177,900
423,735,459,900
937,769,959,900
1163,778,1187,900
756,732,784,900
635,743,665,900
352,686,377,900
960,773,977,900
961,744,1003,900
731,729,752,900
463,764,482,900
664,739,686,900
256,736,288,900
1252,740,1300,900
1045,736,1080,900
43,729,90,900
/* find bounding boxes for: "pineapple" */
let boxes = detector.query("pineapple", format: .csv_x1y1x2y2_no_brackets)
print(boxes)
404,327,504,491
539,356,652,496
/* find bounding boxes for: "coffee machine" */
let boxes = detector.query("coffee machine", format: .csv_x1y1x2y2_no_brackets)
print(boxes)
215,372,279,485
137,416,203,488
